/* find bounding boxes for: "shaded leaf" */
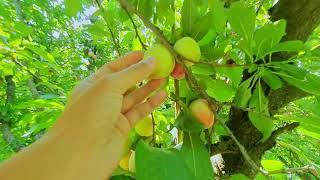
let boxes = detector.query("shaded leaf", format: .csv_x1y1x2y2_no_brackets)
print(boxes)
261,67,283,90
248,111,273,142
234,77,253,108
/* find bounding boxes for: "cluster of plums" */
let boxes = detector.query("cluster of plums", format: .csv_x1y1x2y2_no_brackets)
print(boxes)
118,37,215,172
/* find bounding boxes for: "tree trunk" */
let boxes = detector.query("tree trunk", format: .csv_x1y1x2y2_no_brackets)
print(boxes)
219,0,320,176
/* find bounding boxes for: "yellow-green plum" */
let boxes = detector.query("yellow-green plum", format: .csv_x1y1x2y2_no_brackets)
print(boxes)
189,99,214,129
128,150,136,173
144,44,175,79
174,37,201,66
135,115,153,137
119,151,131,171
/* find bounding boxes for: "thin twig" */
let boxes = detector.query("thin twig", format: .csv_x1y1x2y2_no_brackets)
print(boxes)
94,0,122,56
268,165,318,177
124,9,147,50
256,0,266,15
117,0,267,175
12,58,40,81
151,113,156,146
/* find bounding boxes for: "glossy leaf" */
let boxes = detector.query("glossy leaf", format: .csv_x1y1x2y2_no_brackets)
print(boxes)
253,20,286,59
180,133,214,180
228,2,255,42
206,79,236,102
135,141,195,180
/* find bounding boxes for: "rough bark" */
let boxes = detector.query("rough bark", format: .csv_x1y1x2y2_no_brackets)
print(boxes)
217,0,320,176
0,76,24,152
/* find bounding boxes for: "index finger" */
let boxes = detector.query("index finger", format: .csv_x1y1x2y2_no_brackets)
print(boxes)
95,51,144,79
108,57,156,93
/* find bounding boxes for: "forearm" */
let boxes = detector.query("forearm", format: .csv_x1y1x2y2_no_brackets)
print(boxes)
0,117,119,180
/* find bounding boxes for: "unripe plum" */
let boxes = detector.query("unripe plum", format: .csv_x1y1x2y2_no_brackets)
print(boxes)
171,63,185,80
174,37,201,66
189,99,214,129
119,151,131,170
135,115,153,137
144,44,175,79
128,150,136,173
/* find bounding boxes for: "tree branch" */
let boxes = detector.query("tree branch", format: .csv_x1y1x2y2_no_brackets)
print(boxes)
124,9,147,50
268,165,319,177
0,76,24,152
117,0,265,175
94,0,122,56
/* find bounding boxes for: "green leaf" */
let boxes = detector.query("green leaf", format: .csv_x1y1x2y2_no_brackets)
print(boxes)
234,77,253,108
248,111,273,142
181,0,200,36
180,133,214,180
206,79,236,102
157,0,175,26
198,29,217,46
249,81,269,115
269,40,304,53
230,174,249,180
253,20,287,59
26,45,55,63
255,173,268,180
276,71,320,96
274,63,307,79
215,66,244,87
248,82,273,141
261,67,283,90
14,21,33,37
209,0,226,34
261,160,284,171
0,61,15,76
191,12,213,41
135,141,195,180
138,0,155,19
228,2,255,42
298,127,320,140
65,0,82,17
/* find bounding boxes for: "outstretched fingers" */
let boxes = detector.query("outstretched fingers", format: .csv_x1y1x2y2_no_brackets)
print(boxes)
122,79,166,113
95,51,145,78
124,90,167,127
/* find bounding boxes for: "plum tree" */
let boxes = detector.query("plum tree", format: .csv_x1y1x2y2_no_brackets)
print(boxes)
134,115,153,137
128,150,136,173
174,37,201,66
189,99,214,129
119,151,132,170
171,63,185,80
144,44,175,79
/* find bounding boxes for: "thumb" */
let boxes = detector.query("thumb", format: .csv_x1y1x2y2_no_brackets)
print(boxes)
109,57,156,93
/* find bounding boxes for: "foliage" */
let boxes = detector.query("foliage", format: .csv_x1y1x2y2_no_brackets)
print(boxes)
0,0,320,179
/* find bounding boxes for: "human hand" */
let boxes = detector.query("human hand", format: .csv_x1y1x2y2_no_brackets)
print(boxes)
51,51,167,178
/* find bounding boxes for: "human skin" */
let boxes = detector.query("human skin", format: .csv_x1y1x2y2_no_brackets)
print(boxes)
0,51,167,180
